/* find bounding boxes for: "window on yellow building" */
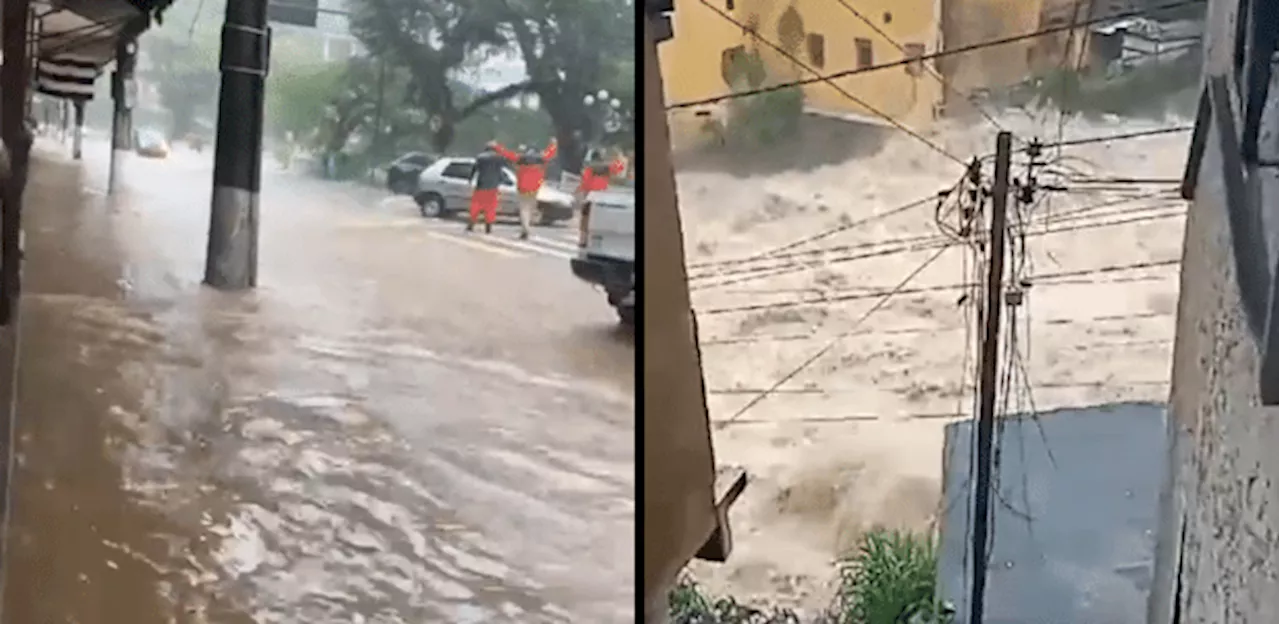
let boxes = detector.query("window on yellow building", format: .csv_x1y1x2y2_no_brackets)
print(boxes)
725,0,734,9
855,38,873,69
903,43,926,76
721,46,748,87
777,6,804,53
807,33,826,68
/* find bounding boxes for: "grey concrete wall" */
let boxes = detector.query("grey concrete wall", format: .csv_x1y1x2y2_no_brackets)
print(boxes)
1148,0,1279,619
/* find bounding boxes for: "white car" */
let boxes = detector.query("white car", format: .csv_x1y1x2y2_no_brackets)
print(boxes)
413,156,575,225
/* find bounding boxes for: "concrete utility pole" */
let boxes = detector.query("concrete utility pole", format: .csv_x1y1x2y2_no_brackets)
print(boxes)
108,35,139,195
968,130,1012,624
72,101,84,160
205,0,271,290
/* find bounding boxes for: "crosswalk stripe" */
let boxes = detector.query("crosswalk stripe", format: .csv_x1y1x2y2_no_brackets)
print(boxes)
483,235,576,260
530,235,582,253
337,218,426,230
422,230,527,258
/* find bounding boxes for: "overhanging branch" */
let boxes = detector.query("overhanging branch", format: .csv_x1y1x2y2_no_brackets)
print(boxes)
457,80,536,119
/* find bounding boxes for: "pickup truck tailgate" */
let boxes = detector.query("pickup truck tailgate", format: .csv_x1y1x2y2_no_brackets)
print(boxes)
584,190,635,262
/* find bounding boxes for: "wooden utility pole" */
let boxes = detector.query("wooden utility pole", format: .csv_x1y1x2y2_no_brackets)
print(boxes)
969,130,1012,624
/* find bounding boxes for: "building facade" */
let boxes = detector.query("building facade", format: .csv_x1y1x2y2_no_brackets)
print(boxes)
657,0,942,151
1146,0,1278,619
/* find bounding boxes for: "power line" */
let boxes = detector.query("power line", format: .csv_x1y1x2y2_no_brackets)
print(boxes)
710,381,1171,426
1057,176,1185,186
702,311,1175,346
689,204,1184,290
666,0,1206,111
707,378,1170,396
1039,125,1194,149
692,0,971,167
689,208,1183,291
717,244,953,426
689,174,1175,284
699,256,1179,319
691,190,1177,275
732,182,962,265
715,271,1172,299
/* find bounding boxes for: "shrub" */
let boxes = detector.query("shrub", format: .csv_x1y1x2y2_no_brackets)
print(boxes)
666,530,949,624
725,86,805,149
834,529,951,624
699,47,806,151
669,577,803,624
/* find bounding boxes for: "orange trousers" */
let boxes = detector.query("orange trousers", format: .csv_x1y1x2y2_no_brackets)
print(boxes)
469,189,499,224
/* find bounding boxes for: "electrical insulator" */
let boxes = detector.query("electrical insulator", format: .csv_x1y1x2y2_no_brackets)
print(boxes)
1017,182,1035,205
1026,139,1043,160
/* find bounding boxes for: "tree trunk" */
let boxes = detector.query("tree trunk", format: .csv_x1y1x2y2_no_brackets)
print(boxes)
542,92,593,172
431,123,455,153
555,125,584,174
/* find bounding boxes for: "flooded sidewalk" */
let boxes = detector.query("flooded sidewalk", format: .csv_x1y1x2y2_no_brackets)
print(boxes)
0,143,634,623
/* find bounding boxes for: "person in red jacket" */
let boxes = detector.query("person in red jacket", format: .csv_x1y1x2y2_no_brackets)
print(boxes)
494,139,557,239
577,148,627,201
575,149,628,246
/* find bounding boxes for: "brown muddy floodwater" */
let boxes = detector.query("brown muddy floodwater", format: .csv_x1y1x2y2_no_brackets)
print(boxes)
0,138,634,623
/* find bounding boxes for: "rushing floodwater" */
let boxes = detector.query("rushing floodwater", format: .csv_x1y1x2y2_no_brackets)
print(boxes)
2,138,635,623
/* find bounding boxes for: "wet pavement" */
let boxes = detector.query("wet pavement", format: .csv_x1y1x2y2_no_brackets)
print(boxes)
0,139,634,623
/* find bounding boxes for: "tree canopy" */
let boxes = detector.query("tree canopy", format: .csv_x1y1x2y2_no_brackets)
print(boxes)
142,0,633,172
348,0,633,169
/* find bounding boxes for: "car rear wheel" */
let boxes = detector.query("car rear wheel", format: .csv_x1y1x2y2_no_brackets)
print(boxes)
387,174,406,195
416,193,446,219
616,304,635,327
534,203,554,226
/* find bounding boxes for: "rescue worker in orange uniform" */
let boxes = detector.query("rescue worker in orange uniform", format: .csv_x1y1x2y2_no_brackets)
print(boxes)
575,148,628,246
578,148,627,202
467,142,507,234
493,138,557,239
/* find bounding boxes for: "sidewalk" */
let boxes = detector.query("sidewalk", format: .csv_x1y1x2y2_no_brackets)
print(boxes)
1,146,246,623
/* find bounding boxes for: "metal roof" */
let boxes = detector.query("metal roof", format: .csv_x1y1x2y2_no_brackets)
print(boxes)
31,0,150,69
936,402,1168,624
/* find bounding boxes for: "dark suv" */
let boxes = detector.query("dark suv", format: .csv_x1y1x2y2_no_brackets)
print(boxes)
385,152,434,195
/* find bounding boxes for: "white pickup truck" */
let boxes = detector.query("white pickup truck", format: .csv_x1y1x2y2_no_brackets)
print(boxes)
570,188,636,326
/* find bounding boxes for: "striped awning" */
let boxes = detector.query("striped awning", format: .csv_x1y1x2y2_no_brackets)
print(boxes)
35,54,100,101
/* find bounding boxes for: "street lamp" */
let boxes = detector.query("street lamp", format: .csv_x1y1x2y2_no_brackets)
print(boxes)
583,89,624,147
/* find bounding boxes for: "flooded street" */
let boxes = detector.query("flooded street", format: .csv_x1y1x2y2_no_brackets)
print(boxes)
1,139,634,622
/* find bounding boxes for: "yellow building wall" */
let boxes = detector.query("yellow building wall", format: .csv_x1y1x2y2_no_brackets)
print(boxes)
939,0,1093,100
739,0,942,128
655,0,744,151
939,0,1045,95
657,0,947,148
757,0,942,127
655,0,1105,146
